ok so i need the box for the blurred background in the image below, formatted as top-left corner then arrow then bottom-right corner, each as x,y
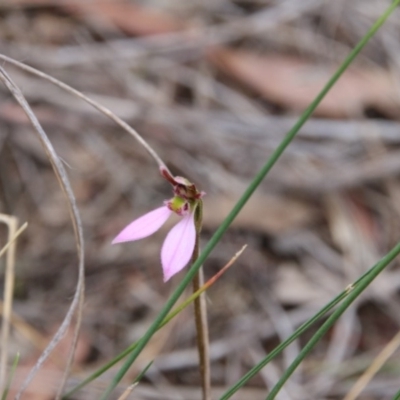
1,0 -> 400,399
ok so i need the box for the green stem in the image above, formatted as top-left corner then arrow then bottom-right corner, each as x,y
1,353 -> 19,400
64,272 -> 209,399
219,270 -> 373,399
219,2 -> 400,397
266,238 -> 400,399
100,2 -> 399,397
220,259 -> 399,399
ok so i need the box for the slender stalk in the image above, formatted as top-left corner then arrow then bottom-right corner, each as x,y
219,268 -> 386,398
193,271 -> 211,399
0,223 -> 28,260
220,0 -> 400,400
219,284 -> 351,399
0,67 -> 85,400
192,201 -> 211,400
64,246 -> 245,399
0,215 -> 18,394
101,1 -> 398,397
1,352 -> 19,400
344,330 -> 400,400
0,54 -> 169,174
266,238 -> 400,400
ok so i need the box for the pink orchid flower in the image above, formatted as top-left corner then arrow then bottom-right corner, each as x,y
113,169 -> 204,282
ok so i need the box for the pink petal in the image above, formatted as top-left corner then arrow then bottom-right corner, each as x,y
112,206 -> 172,244
161,212 -> 196,282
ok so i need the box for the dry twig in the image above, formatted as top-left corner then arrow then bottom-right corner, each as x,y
0,215 -> 22,393
0,53 -> 170,174
0,66 -> 85,400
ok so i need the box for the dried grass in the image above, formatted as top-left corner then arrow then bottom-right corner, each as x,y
0,1 -> 400,399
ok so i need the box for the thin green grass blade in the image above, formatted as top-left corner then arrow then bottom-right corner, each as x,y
101,1 -> 399,398
1,353 -> 20,400
223,4 -> 399,400
132,360 -> 153,385
66,264 -> 361,399
219,268 -> 376,399
266,238 -> 400,400
64,301 -> 197,398
64,261 -> 230,398
63,345 -> 137,399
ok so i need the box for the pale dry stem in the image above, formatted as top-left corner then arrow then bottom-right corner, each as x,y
0,67 -> 85,400
0,222 -> 27,260
116,383 -> 138,400
192,268 -> 211,400
343,329 -> 400,400
0,53 -> 170,175
0,214 -> 18,393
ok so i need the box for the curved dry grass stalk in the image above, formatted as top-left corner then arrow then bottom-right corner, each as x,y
0,53 -> 173,399
0,53 -> 170,174
0,67 -> 85,400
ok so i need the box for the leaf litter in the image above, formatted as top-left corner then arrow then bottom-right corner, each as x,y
1,1 -> 400,399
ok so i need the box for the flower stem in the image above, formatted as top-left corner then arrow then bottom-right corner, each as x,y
192,200 -> 211,400
101,3 -> 398,397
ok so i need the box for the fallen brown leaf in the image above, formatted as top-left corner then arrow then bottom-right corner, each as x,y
4,0 -> 184,36
9,324 -> 91,400
66,1 -> 184,36
275,263 -> 332,305
203,194 -> 314,235
210,48 -> 400,118
0,102 -> 59,125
